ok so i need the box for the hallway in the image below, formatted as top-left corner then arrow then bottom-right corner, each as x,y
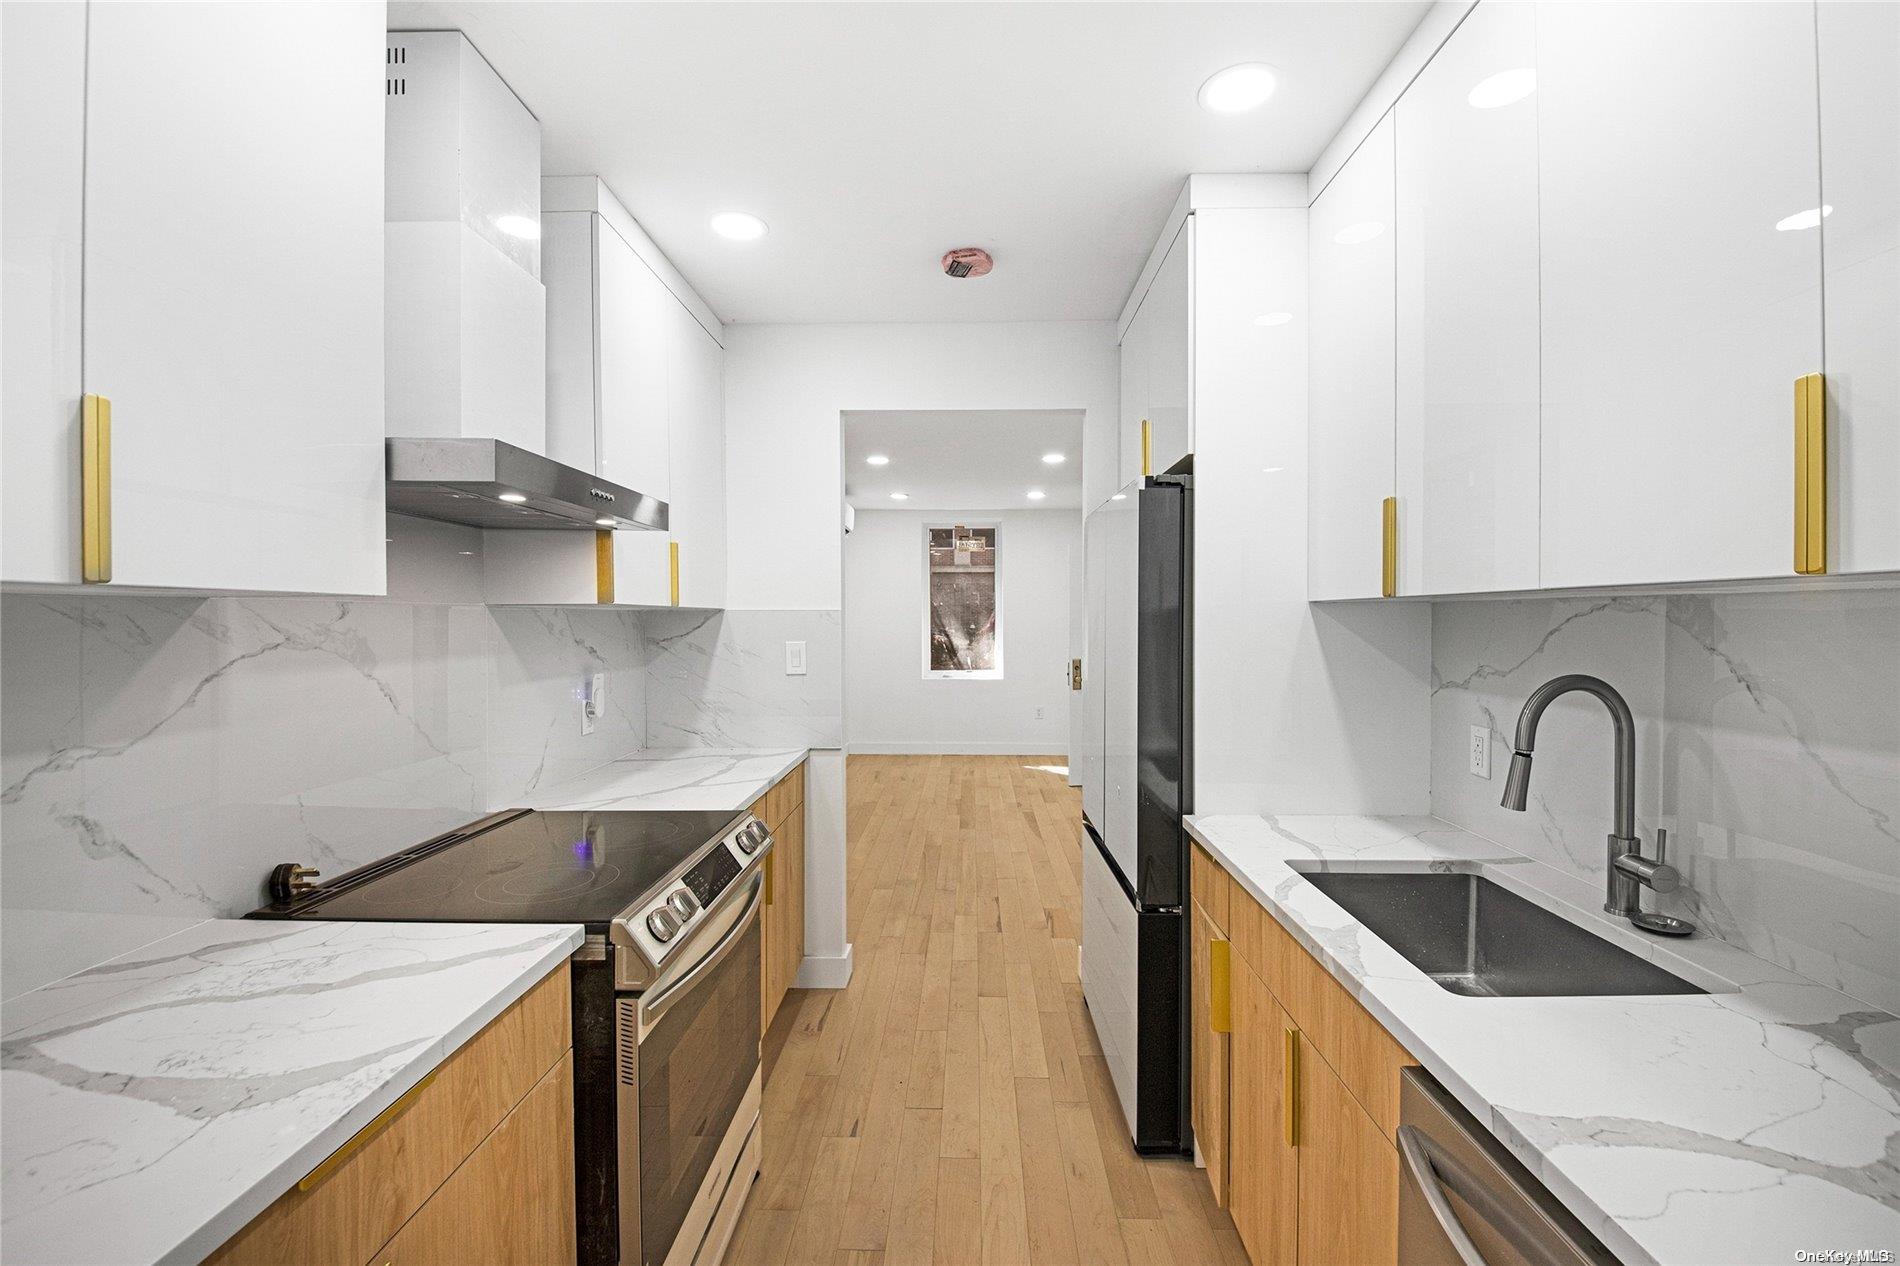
725,755 -> 1247,1266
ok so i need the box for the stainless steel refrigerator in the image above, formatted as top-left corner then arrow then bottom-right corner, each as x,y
1079,473 -> 1191,1154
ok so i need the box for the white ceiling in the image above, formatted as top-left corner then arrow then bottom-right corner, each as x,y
389,1 -> 1429,325
843,410 -> 1085,510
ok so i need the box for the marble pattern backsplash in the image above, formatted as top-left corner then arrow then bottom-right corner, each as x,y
642,608 -> 843,749
1,594 -> 650,931
1431,589 -> 1900,1015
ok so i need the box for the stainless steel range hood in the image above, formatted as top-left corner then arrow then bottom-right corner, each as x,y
386,438 -> 667,531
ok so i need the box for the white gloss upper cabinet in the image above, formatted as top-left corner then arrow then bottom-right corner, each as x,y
1118,281 -> 1153,488
662,303 -> 727,609
1819,0 -> 1900,575
1307,114 -> 1397,601
3,1 -> 387,593
1145,224 -> 1194,478
1536,1 -> 1823,588
1396,2 -> 1540,595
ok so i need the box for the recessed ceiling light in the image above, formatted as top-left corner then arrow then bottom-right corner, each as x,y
457,550 -> 475,556
1775,205 -> 1833,232
1254,312 -> 1294,327
497,492 -> 528,503
1027,489 -> 1047,501
1198,63 -> 1279,114
1111,493 -> 1128,501
1041,452 -> 1067,465
595,517 -> 616,527
1334,222 -> 1386,245
494,214 -> 540,240
889,491 -> 910,501
1467,68 -> 1536,109
866,454 -> 891,466
711,211 -> 768,241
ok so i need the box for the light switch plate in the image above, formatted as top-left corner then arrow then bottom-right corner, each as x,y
785,641 -> 807,676
1468,725 -> 1490,778
582,671 -> 606,736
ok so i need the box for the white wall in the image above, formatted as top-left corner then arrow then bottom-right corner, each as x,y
723,320 -> 1119,985
845,508 -> 1079,754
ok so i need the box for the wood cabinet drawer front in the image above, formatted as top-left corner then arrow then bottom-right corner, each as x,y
1190,843 -> 1231,934
761,762 -> 806,832
1296,1049 -> 1400,1266
372,1051 -> 576,1266
208,965 -> 571,1266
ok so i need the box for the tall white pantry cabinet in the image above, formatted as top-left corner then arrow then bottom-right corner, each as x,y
2,2 -> 388,594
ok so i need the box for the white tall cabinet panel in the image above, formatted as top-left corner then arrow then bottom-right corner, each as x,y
0,2 -> 85,584
599,220 -> 677,607
1536,1 -> 1822,587
1117,296 -> 1152,488
666,307 -> 727,609
1145,223 -> 1194,478
1819,0 -> 1900,575
83,1 -> 387,593
1396,2 -> 1540,595
1307,115 -> 1397,601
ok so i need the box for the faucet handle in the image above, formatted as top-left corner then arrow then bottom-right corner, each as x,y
1654,827 -> 1668,868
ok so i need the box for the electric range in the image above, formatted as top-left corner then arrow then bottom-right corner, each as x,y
253,806 -> 776,1266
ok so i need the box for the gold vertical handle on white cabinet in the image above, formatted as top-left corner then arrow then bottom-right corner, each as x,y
595,530 -> 615,604
1141,419 -> 1153,477
82,394 -> 112,583
1283,1027 -> 1300,1148
1380,496 -> 1398,598
669,540 -> 681,606
1209,939 -> 1232,1034
1794,373 -> 1827,575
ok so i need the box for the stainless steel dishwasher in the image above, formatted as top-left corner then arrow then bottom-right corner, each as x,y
1398,1068 -> 1619,1266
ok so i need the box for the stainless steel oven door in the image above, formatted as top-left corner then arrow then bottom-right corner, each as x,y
617,870 -> 764,1266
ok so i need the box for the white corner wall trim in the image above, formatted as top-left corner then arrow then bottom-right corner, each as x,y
794,943 -> 854,990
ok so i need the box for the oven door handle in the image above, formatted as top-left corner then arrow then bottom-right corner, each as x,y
641,870 -> 765,1028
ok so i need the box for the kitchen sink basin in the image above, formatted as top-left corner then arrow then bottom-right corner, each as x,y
1299,871 -> 1706,998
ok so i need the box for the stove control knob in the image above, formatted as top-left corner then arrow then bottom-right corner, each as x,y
668,889 -> 698,921
646,907 -> 680,942
735,822 -> 761,854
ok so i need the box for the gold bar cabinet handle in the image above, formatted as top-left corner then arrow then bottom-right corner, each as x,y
1141,419 -> 1153,477
1283,1027 -> 1300,1147
1380,496 -> 1398,598
669,540 -> 681,606
1209,939 -> 1232,1034
1794,373 -> 1827,575
82,394 -> 112,583
764,850 -> 776,907
299,1069 -> 438,1191
595,530 -> 615,604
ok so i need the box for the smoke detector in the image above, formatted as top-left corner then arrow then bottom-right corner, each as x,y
941,247 -> 994,278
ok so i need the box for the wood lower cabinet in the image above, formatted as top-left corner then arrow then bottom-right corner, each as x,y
1189,898 -> 1231,1207
208,964 -> 573,1266
755,761 -> 808,1031
1192,842 -> 1411,1266
1229,956 -> 1297,1266
1296,1044 -> 1399,1266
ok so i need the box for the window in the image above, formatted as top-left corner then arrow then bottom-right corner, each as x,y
924,524 -> 1001,678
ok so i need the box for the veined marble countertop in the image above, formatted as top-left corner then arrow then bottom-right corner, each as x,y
1185,813 -> 1900,1266
520,746 -> 809,814
1,918 -> 582,1266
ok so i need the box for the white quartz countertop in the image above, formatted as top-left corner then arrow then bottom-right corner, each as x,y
1184,813 -> 1900,1266
1,918 -> 583,1266
520,746 -> 808,814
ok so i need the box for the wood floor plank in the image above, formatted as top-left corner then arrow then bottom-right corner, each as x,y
727,756 -> 1243,1266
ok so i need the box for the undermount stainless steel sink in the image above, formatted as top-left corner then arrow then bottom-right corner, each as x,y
1300,871 -> 1706,998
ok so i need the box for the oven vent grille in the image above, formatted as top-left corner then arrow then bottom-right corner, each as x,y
616,999 -> 639,1085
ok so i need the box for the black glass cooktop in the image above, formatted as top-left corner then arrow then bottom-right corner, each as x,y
261,809 -> 747,927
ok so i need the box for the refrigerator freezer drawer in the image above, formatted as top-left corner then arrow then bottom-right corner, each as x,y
1080,832 -> 1140,1135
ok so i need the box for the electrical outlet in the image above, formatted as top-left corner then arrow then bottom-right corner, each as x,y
785,641 -> 807,676
1468,725 -> 1491,778
1035,706 -> 1045,720
581,671 -> 606,736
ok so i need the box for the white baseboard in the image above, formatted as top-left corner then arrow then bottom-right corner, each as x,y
847,742 -> 1071,758
794,942 -> 854,990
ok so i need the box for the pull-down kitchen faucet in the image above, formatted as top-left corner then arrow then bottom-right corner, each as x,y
1500,674 -> 1695,937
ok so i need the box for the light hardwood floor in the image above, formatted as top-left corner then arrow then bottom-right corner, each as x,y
725,754 -> 1249,1266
